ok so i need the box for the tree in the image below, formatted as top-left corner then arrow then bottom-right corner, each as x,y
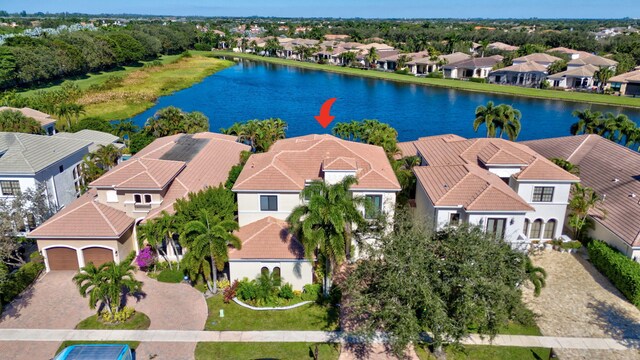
396,54 -> 412,70
525,257 -> 547,297
343,214 -> 532,358
550,158 -> 580,176
73,252 -> 142,314
568,183 -> 607,240
570,109 -> 603,135
594,66 -> 614,92
479,39 -> 490,57
220,118 -> 287,152
264,38 -> 283,57
181,210 -> 241,294
173,185 -> 237,226
340,51 -> 357,66
495,104 -> 522,141
365,47 -> 379,68
71,117 -> 114,133
287,176 -> 367,295
547,60 -> 568,75
143,106 -> 208,137
137,219 -> 172,266
331,119 -> 399,158
0,109 -> 43,134
93,144 -> 121,171
112,120 -> 138,149
473,101 -> 501,138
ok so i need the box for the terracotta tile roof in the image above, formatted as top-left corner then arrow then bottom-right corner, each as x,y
27,189 -> 133,239
90,158 -> 186,190
610,69 -> 640,84
524,135 -> 640,247
396,141 -> 418,158
487,42 -> 519,51
229,217 -> 306,260
233,134 -> 400,191
513,158 -> 580,181
323,156 -> 358,171
547,64 -> 599,79
493,61 -> 549,73
443,56 -> 501,69
568,55 -> 618,67
513,53 -> 562,64
546,47 -> 591,58
0,107 -> 56,127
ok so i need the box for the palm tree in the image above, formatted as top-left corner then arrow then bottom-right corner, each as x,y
570,109 -> 603,135
568,183 -> 607,240
473,101 -> 501,138
54,103 -> 74,130
479,39 -> 490,57
594,66 -> 614,92
445,33 -> 462,54
525,257 -> 547,297
181,210 -> 241,294
495,104 -> 522,141
340,51 -> 357,66
396,54 -> 412,70
72,262 -> 106,312
137,220 -> 172,267
156,211 -> 182,266
365,47 -> 379,68
112,120 -> 138,149
287,176 -> 367,295
93,144 -> 121,171
550,158 -> 580,176
602,113 -> 636,144
240,37 -> 249,53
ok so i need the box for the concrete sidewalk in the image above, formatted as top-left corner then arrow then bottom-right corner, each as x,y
1,329 -> 639,351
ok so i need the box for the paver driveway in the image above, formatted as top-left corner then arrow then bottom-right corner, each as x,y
523,250 -> 640,360
0,270 -> 207,360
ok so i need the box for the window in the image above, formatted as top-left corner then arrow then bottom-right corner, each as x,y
273,267 -> 281,285
261,267 -> 269,276
530,219 -> 543,239
523,219 -> 530,237
543,220 -> 557,239
449,213 -> 460,226
134,194 -> 142,203
532,187 -> 554,202
134,194 -> 152,204
0,180 -> 20,196
144,194 -> 152,203
59,165 -> 64,173
260,195 -> 278,211
365,195 -> 383,219
486,218 -> 506,239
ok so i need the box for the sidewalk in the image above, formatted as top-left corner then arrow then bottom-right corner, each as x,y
1,329 -> 639,351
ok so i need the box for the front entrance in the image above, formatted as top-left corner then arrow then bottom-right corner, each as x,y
46,247 -> 79,270
83,247 -> 114,267
486,218 -> 507,240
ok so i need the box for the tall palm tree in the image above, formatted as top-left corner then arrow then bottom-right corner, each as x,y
156,211 -> 182,265
568,183 -> 607,240
287,176 -> 367,295
93,144 -> 121,171
181,211 -> 241,294
570,109 -> 603,135
525,257 -> 547,297
137,220 -> 172,266
594,66 -> 614,92
479,39 -> 490,57
72,262 -> 106,312
602,113 -> 636,144
366,47 -> 379,68
473,101 -> 500,138
112,120 -> 138,149
396,54 -> 412,70
54,103 -> 74,130
495,104 -> 522,141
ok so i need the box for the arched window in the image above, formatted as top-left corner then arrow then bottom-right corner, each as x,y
544,220 -> 557,239
261,267 -> 269,276
523,219 -> 530,237
273,267 -> 281,285
530,219 -> 543,239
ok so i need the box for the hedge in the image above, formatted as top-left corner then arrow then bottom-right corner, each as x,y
157,268 -> 184,283
587,240 -> 640,307
0,260 -> 45,312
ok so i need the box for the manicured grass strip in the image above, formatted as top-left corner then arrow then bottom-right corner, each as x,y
498,321 -> 543,336
55,341 -> 140,357
195,342 -> 340,360
205,295 -> 338,331
75,311 -> 151,330
415,344 -> 551,360
212,51 -> 640,109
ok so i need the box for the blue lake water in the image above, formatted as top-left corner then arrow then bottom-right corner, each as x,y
129,59 -> 640,142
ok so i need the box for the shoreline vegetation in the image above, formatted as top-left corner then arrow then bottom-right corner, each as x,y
211,50 -> 640,109
19,53 -> 234,121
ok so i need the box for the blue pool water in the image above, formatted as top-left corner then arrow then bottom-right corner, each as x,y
128,60 -> 640,142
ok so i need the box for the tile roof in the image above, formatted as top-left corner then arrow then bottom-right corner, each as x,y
547,64 -> 599,79
492,61 -> 549,73
443,56 -> 501,69
90,158 -> 186,190
523,135 -> 640,247
0,107 -> 56,127
487,42 -> 519,51
233,134 -> 400,191
568,55 -> 618,67
27,189 -> 133,239
513,53 -> 562,64
54,130 -> 125,152
0,132 -> 90,175
229,217 -> 306,260
610,69 -> 640,84
546,47 -> 592,58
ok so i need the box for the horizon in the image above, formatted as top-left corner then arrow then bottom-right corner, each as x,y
3,0 -> 640,20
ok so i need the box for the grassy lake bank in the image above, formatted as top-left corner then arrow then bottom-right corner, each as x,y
210,51 -> 640,109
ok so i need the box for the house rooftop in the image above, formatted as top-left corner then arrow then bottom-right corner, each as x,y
487,42 -> 519,51
548,64 -> 599,79
493,61 -> 549,73
523,134 -> 640,247
0,106 -> 57,127
89,158 -> 186,190
0,132 -> 90,175
443,56 -> 502,69
513,53 -> 562,64
229,217 -> 305,260
54,130 -> 125,153
568,55 -> 618,68
233,134 -> 401,192
610,69 -> 640,84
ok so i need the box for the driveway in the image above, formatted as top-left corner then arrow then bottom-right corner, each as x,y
0,270 -> 207,360
523,250 -> 640,360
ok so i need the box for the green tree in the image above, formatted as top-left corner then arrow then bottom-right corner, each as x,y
220,118 -> 287,152
173,185 -> 237,230
0,109 -> 44,134
112,120 -> 138,149
396,54 -> 412,70
181,211 -> 241,293
495,104 -> 522,141
568,183 -> 607,240
550,158 -> 580,176
594,66 -> 614,92
92,144 -> 121,171
287,176 -> 368,295
339,51 -> 357,66
71,117 -> 114,133
570,109 -> 603,135
331,119 -> 399,158
547,60 -> 568,75
264,38 -> 283,57
143,106 -> 208,137
525,257 -> 547,297
473,101 -> 501,138
365,47 -> 379,68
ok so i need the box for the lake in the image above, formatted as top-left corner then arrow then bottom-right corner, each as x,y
129,59 -> 640,142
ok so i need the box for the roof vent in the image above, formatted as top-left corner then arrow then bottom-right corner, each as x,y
613,178 -> 620,182
630,193 -> 637,198
443,184 -> 448,189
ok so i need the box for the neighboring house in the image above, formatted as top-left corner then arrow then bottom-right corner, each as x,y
231,134 -> 401,287
524,135 -> 640,261
607,69 -> 640,96
567,54 -> 617,71
54,129 -> 126,154
0,106 -> 57,135
377,51 -> 428,71
546,47 -> 591,60
487,42 -> 519,52
442,56 -> 502,79
512,53 -> 562,68
28,132 -> 250,272
399,135 -> 578,246
547,64 -> 599,89
0,132 -> 90,214
407,52 -> 471,76
488,61 -> 549,87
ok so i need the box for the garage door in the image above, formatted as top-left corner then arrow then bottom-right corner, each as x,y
47,247 -> 79,270
83,247 -> 114,267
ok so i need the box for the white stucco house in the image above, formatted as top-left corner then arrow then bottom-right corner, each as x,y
232,134 -> 401,289
399,135 -> 579,247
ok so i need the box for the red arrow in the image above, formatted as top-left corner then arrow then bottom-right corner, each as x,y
314,98 -> 337,128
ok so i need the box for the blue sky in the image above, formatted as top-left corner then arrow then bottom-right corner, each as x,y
2,0 -> 639,19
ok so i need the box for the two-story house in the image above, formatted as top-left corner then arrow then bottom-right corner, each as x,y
399,135 -> 579,246
229,134 -> 401,289
28,133 -> 250,272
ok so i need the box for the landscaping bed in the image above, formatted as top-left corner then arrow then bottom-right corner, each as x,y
195,342 -> 339,360
75,311 -> 151,330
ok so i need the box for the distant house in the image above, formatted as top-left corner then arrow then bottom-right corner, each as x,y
547,64 -> 599,89
546,47 -> 591,60
442,55 -> 503,79
400,135 -> 578,246
608,69 -> 640,96
407,52 -> 471,76
512,53 -> 562,68
54,129 -> 125,154
377,51 -> 428,71
488,61 -> 549,87
324,34 -> 350,41
0,107 -> 57,135
487,42 -> 519,52
524,135 -> 640,261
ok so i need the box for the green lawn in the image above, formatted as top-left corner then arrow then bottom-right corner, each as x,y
75,311 -> 151,330
205,295 -> 338,331
55,341 -> 140,357
195,342 -> 340,360
415,344 -> 551,360
212,51 -> 640,109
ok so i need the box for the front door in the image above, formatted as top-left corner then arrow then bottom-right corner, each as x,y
486,218 -> 506,240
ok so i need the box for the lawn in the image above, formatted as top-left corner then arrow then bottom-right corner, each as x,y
75,311 -> 151,330
415,344 -> 551,360
205,295 -> 338,331
212,51 -> 640,109
195,342 -> 340,360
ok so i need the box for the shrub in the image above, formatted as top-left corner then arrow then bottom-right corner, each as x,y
135,246 -> 155,269
561,240 -> 582,250
302,283 -> 322,301
279,283 -> 295,300
223,280 -> 239,303
101,306 -> 135,324
469,77 -> 486,83
237,279 -> 258,301
427,71 -> 443,78
217,278 -> 231,291
588,240 -> 640,307
0,260 -> 45,304
255,272 -> 279,303
156,268 -> 184,283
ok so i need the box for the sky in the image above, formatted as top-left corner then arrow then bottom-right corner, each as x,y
1,0 -> 639,19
